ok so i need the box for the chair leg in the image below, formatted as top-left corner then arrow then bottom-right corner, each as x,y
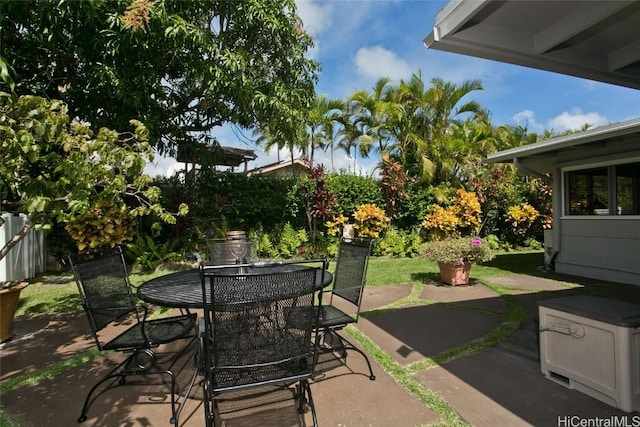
203,379 -> 215,427
172,353 -> 200,427
298,380 -> 317,427
77,357 -> 132,423
167,335 -> 198,426
340,334 -> 376,381
78,340 -> 195,425
317,329 -> 376,381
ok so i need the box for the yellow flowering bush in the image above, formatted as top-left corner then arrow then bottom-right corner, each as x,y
353,203 -> 390,238
451,189 -> 482,229
422,189 -> 482,240
325,214 -> 349,237
506,203 -> 540,236
421,205 -> 459,240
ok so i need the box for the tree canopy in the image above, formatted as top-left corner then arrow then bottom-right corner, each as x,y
1,0 -> 320,158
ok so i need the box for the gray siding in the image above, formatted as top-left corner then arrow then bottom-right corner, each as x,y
555,218 -> 640,285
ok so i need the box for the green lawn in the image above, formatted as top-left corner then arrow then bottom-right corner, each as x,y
16,251 -> 546,316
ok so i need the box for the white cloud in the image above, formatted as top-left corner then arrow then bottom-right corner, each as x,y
512,109 -> 544,133
296,0 -> 332,38
547,108 -> 609,133
354,45 -> 412,81
512,108 -> 610,134
144,152 -> 180,178
296,0 -> 333,61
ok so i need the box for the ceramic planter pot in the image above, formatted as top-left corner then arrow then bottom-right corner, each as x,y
438,262 -> 472,286
0,281 -> 28,342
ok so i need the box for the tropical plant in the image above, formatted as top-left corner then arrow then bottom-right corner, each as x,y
375,226 -> 422,258
1,0 -> 319,156
304,95 -> 345,165
247,225 -> 278,259
380,157 -> 414,219
421,236 -> 494,265
126,235 -> 184,271
353,203 -> 390,238
506,203 -> 540,237
422,189 -> 482,239
288,162 -> 336,247
325,214 -> 350,238
0,93 -> 187,260
277,222 -> 308,259
394,72 -> 487,184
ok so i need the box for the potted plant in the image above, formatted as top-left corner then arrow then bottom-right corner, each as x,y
421,236 -> 494,285
0,281 -> 28,342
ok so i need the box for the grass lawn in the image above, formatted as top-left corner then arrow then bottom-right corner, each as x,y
15,251 -> 546,316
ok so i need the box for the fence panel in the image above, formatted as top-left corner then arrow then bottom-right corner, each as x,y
0,213 -> 45,282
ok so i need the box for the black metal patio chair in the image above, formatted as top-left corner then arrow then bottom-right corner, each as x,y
63,246 -> 196,425
315,237 -> 376,380
197,261 -> 323,427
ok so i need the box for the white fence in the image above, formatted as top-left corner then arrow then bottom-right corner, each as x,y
0,213 -> 45,282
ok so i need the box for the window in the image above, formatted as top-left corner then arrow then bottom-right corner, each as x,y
616,163 -> 640,215
567,167 -> 609,215
565,161 -> 640,216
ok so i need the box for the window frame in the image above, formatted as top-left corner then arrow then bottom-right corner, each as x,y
562,157 -> 640,218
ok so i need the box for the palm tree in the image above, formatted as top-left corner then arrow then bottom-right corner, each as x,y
305,95 -> 344,166
345,77 -> 397,159
396,72 -> 486,184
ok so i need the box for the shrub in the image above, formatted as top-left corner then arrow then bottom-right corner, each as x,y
506,203 -> 540,236
326,173 -> 382,217
422,189 -> 482,239
277,222 -> 308,259
421,236 -> 494,265
375,226 -> 422,258
353,203 -> 390,238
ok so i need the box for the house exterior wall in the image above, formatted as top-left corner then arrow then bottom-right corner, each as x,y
551,157 -> 640,286
555,217 -> 640,285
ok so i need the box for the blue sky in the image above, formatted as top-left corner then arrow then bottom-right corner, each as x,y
145,0 -> 640,177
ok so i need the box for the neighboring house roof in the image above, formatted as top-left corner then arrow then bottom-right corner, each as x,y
486,117 -> 640,172
177,145 -> 257,168
247,158 -> 309,177
424,0 -> 640,90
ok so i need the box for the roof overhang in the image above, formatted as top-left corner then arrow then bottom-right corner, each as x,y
424,0 -> 640,90
177,144 -> 257,167
485,117 -> 640,172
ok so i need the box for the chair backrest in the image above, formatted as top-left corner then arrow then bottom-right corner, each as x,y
330,237 -> 374,309
200,264 -> 319,374
65,247 -> 138,337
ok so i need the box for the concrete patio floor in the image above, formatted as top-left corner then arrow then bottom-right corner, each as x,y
2,270 -> 639,426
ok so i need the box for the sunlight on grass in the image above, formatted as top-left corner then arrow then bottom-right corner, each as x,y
367,250 -> 545,287
16,268 -> 177,316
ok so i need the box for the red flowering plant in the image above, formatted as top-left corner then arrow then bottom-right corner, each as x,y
422,236 -> 494,266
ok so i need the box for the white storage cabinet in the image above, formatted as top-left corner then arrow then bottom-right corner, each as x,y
539,295 -> 640,413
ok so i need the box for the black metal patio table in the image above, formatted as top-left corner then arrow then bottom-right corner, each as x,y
137,262 -> 332,425
137,263 -> 332,309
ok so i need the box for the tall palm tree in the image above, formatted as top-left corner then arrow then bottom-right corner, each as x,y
345,77 -> 397,159
306,95 -> 344,165
396,72 -> 486,184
